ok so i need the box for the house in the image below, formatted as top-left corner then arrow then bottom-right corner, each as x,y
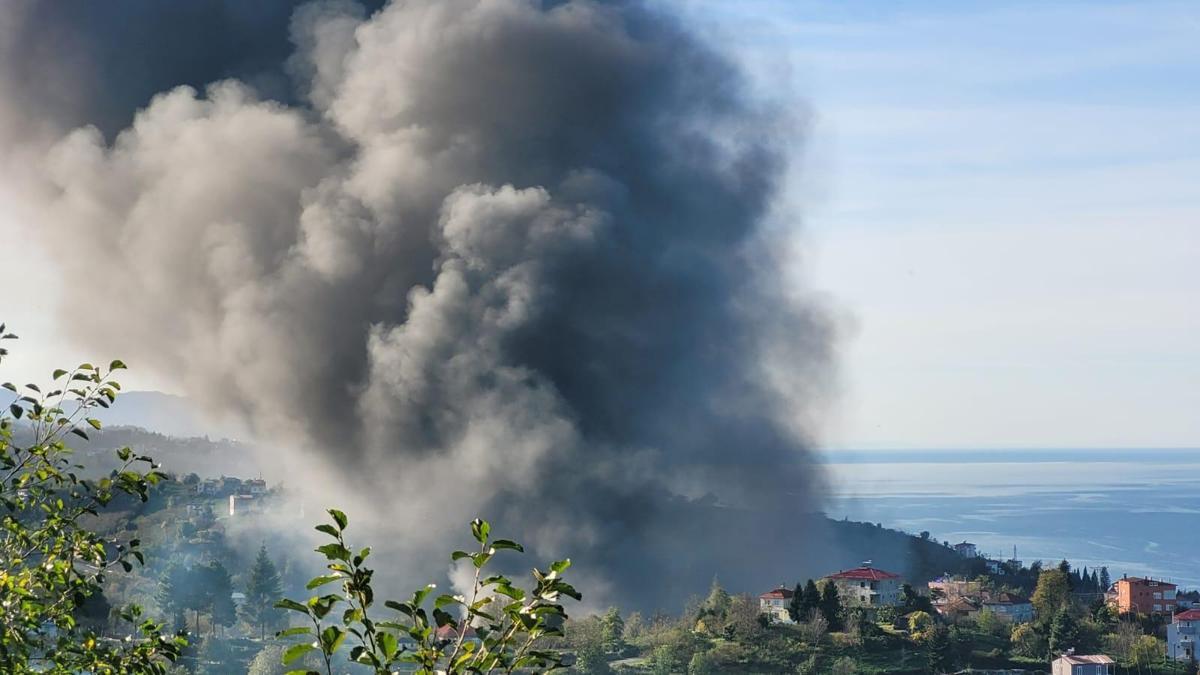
1051,653 -> 1114,675
824,565 -> 903,609
244,479 -> 267,496
985,559 -> 1003,575
1168,609 -> 1200,662
758,587 -> 794,624
1115,576 -> 1177,615
936,597 -> 979,622
952,542 -> 979,558
228,494 -> 262,516
194,479 -> 221,496
929,576 -> 983,600
982,592 -> 1034,623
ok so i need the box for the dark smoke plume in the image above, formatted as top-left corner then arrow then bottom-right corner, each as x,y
1,0 -> 835,608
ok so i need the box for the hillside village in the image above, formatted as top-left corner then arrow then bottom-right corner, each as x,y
69,469 -> 1200,674
750,542 -> 1199,673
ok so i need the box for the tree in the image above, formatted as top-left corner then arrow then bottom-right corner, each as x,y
600,607 -> 625,653
0,330 -> 184,673
1129,634 -> 1162,666
702,578 -> 731,617
1049,609 -> 1079,656
788,582 -> 804,622
794,579 -> 820,623
687,650 -> 715,675
156,560 -> 190,632
901,582 -> 934,615
925,625 -> 954,674
1010,623 -> 1045,658
1032,568 -> 1071,620
1099,567 -> 1111,592
204,561 -> 237,637
241,545 -> 285,639
819,581 -> 843,631
276,512 -> 580,674
830,656 -> 858,675
908,611 -> 935,641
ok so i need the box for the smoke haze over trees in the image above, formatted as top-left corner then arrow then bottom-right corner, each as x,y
0,0 -> 837,608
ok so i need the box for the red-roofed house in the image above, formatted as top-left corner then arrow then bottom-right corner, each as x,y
1051,653 -> 1114,675
823,565 -> 904,608
1169,609 -> 1200,662
758,586 -> 795,624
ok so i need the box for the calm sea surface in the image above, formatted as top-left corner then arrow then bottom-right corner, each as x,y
823,449 -> 1200,589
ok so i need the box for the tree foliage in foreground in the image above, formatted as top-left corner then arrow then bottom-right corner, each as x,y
0,325 -> 185,673
277,511 -> 580,674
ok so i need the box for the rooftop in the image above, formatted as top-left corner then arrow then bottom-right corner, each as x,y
1175,609 -> 1200,622
826,566 -> 901,581
1056,654 -> 1115,665
759,587 -> 794,600
1119,577 -> 1177,588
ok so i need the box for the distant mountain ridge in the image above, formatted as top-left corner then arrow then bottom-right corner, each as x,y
96,390 -> 246,440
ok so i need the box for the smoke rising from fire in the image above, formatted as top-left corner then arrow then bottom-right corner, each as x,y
1,0 -> 835,607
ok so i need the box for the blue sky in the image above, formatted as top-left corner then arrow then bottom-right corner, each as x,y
2,1 -> 1196,449
674,0 -> 1200,448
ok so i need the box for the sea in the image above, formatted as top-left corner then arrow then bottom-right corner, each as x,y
823,448 -> 1200,589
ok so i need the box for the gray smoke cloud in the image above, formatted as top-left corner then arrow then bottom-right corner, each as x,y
2,0 -> 836,609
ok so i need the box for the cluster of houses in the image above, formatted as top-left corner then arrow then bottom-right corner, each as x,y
191,475 -> 268,516
758,544 -> 1199,665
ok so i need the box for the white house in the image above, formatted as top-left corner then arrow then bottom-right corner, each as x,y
1169,609 -> 1200,662
824,565 -> 903,608
982,592 -> 1034,624
758,587 -> 794,624
952,541 -> 979,558
1051,654 -> 1114,675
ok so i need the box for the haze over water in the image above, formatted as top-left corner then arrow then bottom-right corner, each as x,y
825,449 -> 1200,589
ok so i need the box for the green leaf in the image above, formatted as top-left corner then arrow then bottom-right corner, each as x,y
550,559 -> 572,574
282,642 -> 316,664
277,626 -> 312,638
471,518 -> 490,544
52,369 -> 68,380
9,403 -> 22,419
328,509 -> 348,531
319,625 -> 347,653
109,359 -> 127,370
86,418 -> 102,430
314,524 -> 339,538
316,543 -> 351,561
306,574 -> 343,590
492,539 -> 524,552
274,599 -> 310,614
378,631 -> 400,659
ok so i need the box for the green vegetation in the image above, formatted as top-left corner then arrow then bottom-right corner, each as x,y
274,512 -> 580,674
0,327 -> 185,672
563,566 -> 1197,674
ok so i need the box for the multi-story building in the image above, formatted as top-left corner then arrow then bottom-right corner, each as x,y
1168,609 -> 1200,662
952,541 -> 979,558
928,575 -> 983,600
824,565 -> 903,608
758,587 -> 794,624
1115,576 -> 1177,615
1051,654 -> 1114,675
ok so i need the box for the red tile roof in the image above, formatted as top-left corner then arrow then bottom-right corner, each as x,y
1175,609 -> 1200,622
759,587 -> 794,599
825,566 -> 900,581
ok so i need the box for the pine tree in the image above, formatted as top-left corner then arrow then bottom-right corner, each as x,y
155,560 -> 188,630
205,561 -> 237,637
600,607 -> 625,653
242,545 -> 285,639
801,579 -> 821,620
1049,609 -> 1079,656
788,583 -> 804,622
1099,567 -> 1111,592
819,581 -> 842,631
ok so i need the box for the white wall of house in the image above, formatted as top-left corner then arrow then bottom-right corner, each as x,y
1169,617 -> 1198,661
832,577 -> 902,608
